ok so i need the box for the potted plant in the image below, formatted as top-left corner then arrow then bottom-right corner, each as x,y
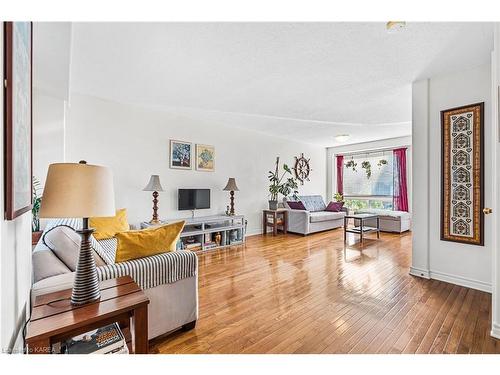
361,161 -> 372,179
334,192 -> 344,202
32,176 -> 43,245
345,159 -> 357,171
268,157 -> 298,210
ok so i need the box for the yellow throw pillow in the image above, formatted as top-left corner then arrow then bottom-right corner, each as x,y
89,208 -> 129,240
114,221 -> 185,263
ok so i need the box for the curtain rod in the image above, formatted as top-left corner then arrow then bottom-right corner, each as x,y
337,145 -> 409,158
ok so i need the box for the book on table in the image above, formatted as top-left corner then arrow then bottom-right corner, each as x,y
61,323 -> 127,354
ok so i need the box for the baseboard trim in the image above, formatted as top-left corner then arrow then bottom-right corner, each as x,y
409,267 -> 491,293
409,266 -> 430,279
245,229 -> 263,237
429,270 -> 492,293
491,322 -> 500,339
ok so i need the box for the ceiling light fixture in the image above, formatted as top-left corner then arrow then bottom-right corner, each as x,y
335,134 -> 350,143
386,21 -> 406,33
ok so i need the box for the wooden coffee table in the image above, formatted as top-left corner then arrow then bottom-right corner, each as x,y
26,276 -> 149,354
344,213 -> 380,243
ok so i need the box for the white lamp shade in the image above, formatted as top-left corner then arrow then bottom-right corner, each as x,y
143,175 -> 164,192
40,162 -> 116,218
223,178 -> 239,191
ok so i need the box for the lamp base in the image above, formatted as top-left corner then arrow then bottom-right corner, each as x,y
71,227 -> 101,306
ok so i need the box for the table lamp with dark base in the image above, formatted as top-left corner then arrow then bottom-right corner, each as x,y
223,178 -> 239,215
40,161 -> 116,306
143,175 -> 164,224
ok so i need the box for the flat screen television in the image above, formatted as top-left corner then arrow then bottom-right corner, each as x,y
178,189 -> 210,210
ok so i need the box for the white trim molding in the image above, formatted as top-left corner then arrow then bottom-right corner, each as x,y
409,266 -> 430,279
409,267 -> 492,293
429,270 -> 492,293
491,322 -> 500,339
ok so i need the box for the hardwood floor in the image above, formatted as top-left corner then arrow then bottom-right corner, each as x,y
150,229 -> 500,354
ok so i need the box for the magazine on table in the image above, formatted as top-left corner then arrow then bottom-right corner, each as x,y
61,323 -> 127,354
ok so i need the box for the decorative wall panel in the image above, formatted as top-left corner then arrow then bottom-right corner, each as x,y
441,103 -> 484,246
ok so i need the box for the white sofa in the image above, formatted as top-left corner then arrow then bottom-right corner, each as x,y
284,195 -> 347,235
31,221 -> 199,341
355,209 -> 411,233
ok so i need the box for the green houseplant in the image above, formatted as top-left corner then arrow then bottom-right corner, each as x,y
361,161 -> 372,179
268,157 -> 298,210
32,176 -> 43,244
334,192 -> 344,202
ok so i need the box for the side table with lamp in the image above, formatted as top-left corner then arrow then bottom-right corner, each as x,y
27,161 -> 150,353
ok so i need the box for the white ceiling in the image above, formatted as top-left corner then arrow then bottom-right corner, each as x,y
40,22 -> 494,146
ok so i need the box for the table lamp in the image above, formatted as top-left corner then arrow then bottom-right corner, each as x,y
143,175 -> 164,224
223,177 -> 239,215
40,161 -> 115,305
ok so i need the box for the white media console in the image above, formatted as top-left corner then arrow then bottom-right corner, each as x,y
141,214 -> 246,252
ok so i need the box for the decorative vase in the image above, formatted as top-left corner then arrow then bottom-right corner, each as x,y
32,231 -> 43,246
268,200 -> 278,210
214,232 -> 222,246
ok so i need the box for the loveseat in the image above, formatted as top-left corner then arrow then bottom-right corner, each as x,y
31,218 -> 199,340
283,195 -> 347,235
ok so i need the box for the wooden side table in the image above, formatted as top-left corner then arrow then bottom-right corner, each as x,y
263,209 -> 288,235
26,276 -> 149,354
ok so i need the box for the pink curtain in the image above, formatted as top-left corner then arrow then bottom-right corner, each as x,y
336,155 -> 344,195
393,148 -> 409,212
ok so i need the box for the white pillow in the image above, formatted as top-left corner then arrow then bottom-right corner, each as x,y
44,226 -> 106,270
42,218 -> 114,265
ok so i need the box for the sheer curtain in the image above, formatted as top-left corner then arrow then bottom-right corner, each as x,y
393,148 -> 409,211
336,155 -> 344,195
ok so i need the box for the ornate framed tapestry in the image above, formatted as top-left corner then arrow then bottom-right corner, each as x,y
3,22 -> 33,220
441,102 -> 484,246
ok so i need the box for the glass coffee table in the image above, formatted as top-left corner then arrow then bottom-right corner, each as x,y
344,213 -> 380,243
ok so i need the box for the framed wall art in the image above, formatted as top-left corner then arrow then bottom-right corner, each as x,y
441,102 -> 484,246
4,22 -> 33,220
195,144 -> 215,172
169,140 -> 192,169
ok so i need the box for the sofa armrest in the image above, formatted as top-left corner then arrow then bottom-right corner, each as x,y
341,206 -> 349,213
286,209 -> 310,235
97,250 -> 197,290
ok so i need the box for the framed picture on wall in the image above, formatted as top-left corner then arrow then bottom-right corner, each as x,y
3,22 -> 33,220
169,140 -> 192,170
440,102 -> 484,246
195,144 -> 215,172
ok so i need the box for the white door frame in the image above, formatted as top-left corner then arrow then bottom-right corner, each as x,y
491,23 -> 500,339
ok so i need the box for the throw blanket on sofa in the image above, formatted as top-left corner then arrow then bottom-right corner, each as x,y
97,250 -> 197,290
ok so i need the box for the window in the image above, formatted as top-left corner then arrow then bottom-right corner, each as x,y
342,151 -> 393,210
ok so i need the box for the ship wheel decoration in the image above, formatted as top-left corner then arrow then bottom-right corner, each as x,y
293,153 -> 311,185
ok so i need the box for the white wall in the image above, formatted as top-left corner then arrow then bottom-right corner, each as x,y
32,88 -> 66,187
0,27 -> 33,354
411,63 -> 493,292
64,93 -> 327,235
326,136 -> 412,209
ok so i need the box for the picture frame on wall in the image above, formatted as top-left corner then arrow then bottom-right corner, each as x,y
169,140 -> 192,170
3,22 -> 33,220
195,144 -> 215,172
440,102 -> 484,246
